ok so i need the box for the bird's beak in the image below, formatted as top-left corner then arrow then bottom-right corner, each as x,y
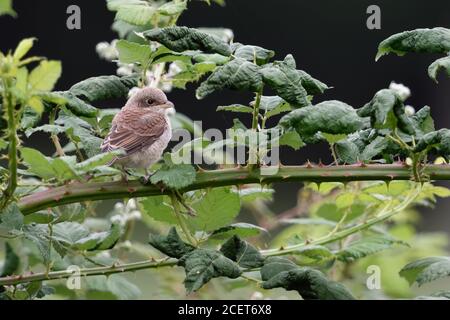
162,101 -> 174,109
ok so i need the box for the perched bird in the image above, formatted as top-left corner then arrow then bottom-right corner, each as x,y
101,87 -> 174,176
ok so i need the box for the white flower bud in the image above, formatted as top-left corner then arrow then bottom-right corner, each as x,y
405,105 -> 415,116
389,82 -> 411,101
128,87 -> 140,98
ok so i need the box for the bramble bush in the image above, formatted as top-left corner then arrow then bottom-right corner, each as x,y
1,0 -> 450,300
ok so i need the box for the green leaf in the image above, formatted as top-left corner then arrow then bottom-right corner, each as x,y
412,106 -> 435,137
428,56 -> 450,83
292,245 -> 335,262
262,267 -> 355,300
260,57 -> 310,108
232,43 -> 275,65
116,39 -> 152,66
190,187 -> 241,232
196,58 -> 263,99
144,26 -> 232,56
193,53 -> 229,65
73,223 -> 122,251
400,256 -> 450,286
297,70 -> 329,95
29,60 -> 62,92
20,107 -> 41,129
414,129 -> 450,156
148,227 -> 195,259
0,203 -> 23,231
21,147 -> 55,180
86,274 -> 141,300
157,1 -> 187,16
110,1 -> 156,26
171,61 -> 216,89
279,100 -> 364,140
377,28 -> 450,60
220,236 -> 265,268
39,90 -> 98,118
0,243 -> 19,277
337,236 -> 406,262
260,257 -> 298,281
0,0 -> 16,17
75,151 -> 123,174
216,104 -> 253,114
235,187 -> 274,203
357,89 -> 414,134
279,131 -> 304,150
178,248 -> 242,293
68,75 -> 139,102
13,38 -> 35,61
150,164 -> 196,189
210,223 -> 267,240
140,195 -> 177,224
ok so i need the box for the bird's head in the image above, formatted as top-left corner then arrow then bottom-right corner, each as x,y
126,87 -> 174,112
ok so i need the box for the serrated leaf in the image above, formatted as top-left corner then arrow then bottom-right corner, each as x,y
13,38 -> 35,61
144,26 -> 231,56
279,100 -> 364,140
0,203 -> 24,231
111,1 -> 156,26
75,151 -> 123,174
279,131 -> 304,150
260,57 -> 310,108
178,248 -> 242,293
157,1 -> 187,16
68,75 -> 139,102
414,129 -> 450,156
235,187 -> 274,203
260,257 -> 298,281
357,89 -> 414,134
210,223 -> 267,240
400,256 -> 450,286
73,223 -> 122,251
190,187 -> 241,232
20,107 -> 42,130
0,0 -> 16,17
148,227 -> 195,258
337,236 -> 406,262
196,58 -> 262,99
150,164 -> 196,189
116,39 -> 152,66
39,90 -> 99,118
29,60 -> 62,92
428,56 -> 450,82
232,43 -> 275,65
140,196 -> 177,224
216,104 -> 253,114
262,267 -> 355,300
377,28 -> 450,60
86,274 -> 141,300
21,147 -> 55,180
0,243 -> 19,277
220,236 -> 265,268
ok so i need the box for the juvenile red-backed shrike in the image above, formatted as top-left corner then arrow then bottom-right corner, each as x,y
101,87 -> 174,175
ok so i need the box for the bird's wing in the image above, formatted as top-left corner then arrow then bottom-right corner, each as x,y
101,109 -> 168,156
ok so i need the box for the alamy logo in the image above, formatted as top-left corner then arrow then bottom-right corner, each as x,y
66,5 -> 81,30
366,5 -> 381,30
366,265 -> 381,290
66,265 -> 81,290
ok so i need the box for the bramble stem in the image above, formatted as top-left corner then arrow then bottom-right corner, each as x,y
261,184 -> 422,256
0,258 -> 178,286
1,77 -> 18,209
18,164 -> 450,215
0,185 -> 421,286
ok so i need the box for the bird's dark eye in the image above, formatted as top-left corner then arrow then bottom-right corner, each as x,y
146,99 -> 154,106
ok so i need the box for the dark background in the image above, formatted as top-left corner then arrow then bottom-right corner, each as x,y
1,0 -> 449,231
